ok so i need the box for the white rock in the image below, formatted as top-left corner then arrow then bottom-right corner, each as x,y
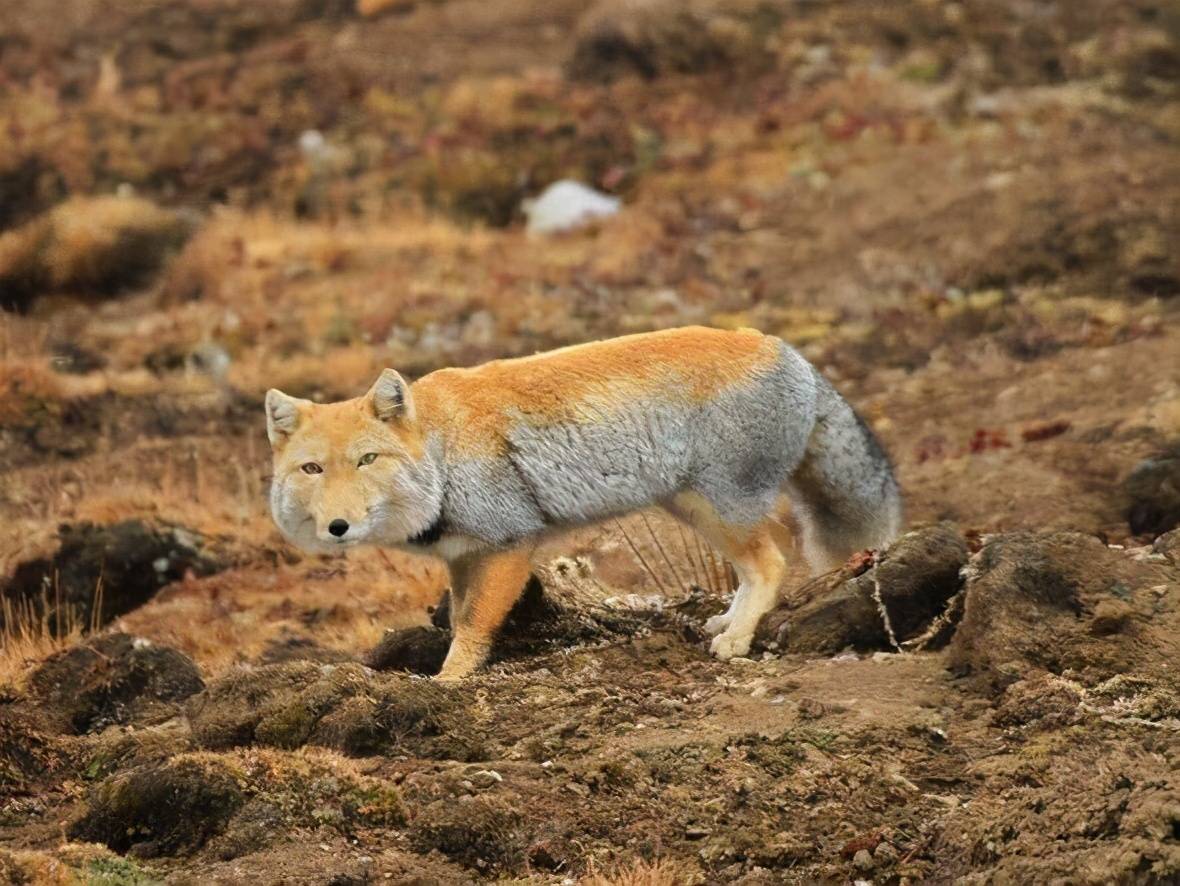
522,180 -> 620,235
299,129 -> 327,157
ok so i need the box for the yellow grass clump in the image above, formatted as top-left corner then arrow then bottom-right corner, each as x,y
582,857 -> 702,886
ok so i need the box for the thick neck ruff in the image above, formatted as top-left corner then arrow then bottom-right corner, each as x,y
406,512 -> 446,547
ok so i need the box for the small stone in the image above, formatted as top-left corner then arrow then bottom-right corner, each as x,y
685,825 -> 712,840
469,769 -> 503,789
874,841 -> 900,865
797,697 -> 826,720
853,848 -> 875,871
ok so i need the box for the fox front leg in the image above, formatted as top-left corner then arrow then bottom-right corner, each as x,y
435,547 -> 532,682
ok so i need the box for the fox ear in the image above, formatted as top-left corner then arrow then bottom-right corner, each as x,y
265,389 -> 305,445
367,369 -> 413,422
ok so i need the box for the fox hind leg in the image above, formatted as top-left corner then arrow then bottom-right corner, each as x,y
708,525 -> 785,659
667,492 -> 786,660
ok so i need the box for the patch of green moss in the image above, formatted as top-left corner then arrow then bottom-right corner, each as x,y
83,856 -> 162,886
254,700 -> 317,750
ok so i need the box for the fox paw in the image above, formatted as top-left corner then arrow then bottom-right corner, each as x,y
710,628 -> 752,661
703,613 -> 731,637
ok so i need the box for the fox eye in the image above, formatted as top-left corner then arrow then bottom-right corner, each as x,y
301,462 -> 323,475
358,452 -> 378,467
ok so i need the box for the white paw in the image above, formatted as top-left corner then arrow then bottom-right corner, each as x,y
710,628 -> 752,661
703,613 -> 731,637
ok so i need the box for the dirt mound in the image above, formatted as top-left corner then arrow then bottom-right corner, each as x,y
364,625 -> 451,675
0,702 -> 69,799
756,522 -> 968,654
70,745 -> 407,865
1125,442 -> 1180,537
70,755 -> 245,858
188,661 -> 480,759
961,205 -> 1179,299
568,0 -> 776,82
2,521 -> 225,632
948,531 -> 1180,692
408,795 -> 529,875
0,196 -> 194,312
28,632 -> 203,734
944,741 -> 1180,884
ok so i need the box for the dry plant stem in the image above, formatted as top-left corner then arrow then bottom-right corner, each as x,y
640,512 -> 689,596
900,589 -> 964,652
675,522 -> 703,590
615,519 -> 669,596
705,544 -> 724,598
690,531 -> 715,594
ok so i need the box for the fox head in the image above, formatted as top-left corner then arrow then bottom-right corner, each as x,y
265,370 -> 443,553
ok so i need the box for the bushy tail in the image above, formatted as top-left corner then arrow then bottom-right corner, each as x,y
784,371 -> 903,572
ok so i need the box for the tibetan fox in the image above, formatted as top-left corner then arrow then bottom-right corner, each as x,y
266,326 -> 901,680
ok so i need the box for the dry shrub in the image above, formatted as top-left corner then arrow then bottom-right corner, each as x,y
0,360 -> 63,426
0,195 -> 194,310
0,848 -> 74,886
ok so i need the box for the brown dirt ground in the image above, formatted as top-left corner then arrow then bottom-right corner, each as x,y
1,0 -> 1179,883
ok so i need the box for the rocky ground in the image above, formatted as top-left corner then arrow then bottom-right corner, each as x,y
1,0 -> 1179,883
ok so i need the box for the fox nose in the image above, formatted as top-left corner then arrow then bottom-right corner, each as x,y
328,519 -> 349,538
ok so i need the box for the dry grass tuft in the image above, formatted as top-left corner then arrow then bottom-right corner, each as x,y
0,590 -> 82,689
615,512 -> 737,600
582,857 -> 700,886
0,358 -> 63,425
0,847 -> 75,886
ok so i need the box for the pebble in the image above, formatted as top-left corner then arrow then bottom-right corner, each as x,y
874,841 -> 900,865
470,769 -> 503,789
853,848 -> 876,871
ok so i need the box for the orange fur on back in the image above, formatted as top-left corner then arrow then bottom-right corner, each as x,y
413,326 -> 778,456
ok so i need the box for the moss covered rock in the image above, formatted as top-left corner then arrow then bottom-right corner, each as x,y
29,632 -> 204,734
70,755 -> 245,857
